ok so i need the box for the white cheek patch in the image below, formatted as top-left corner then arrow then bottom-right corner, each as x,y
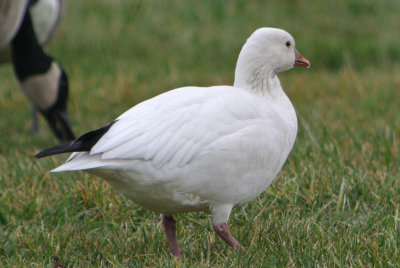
21,61 -> 61,110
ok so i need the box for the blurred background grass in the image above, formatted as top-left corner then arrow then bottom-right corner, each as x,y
0,0 -> 399,266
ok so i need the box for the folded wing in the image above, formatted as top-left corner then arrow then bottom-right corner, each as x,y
88,86 -> 265,169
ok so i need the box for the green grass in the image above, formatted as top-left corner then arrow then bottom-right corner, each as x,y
0,0 -> 399,266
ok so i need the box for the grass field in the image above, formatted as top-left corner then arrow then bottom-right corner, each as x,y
0,0 -> 399,266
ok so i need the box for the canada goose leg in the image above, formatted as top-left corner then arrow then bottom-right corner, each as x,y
161,214 -> 181,257
30,106 -> 39,132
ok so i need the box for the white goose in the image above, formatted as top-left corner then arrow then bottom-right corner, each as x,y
36,27 -> 309,257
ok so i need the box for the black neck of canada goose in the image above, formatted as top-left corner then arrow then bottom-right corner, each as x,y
11,10 -> 52,81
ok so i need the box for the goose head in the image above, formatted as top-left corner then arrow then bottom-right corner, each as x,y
234,28 -> 309,92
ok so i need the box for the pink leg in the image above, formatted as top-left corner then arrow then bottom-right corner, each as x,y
161,215 -> 181,257
213,223 -> 245,251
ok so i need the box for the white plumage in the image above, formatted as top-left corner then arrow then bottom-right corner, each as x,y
37,27 -> 310,256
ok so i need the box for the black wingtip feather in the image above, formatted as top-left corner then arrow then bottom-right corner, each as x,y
34,142 -> 74,158
35,120 -> 117,159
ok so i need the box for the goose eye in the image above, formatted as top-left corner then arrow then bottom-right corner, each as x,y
285,41 -> 291,47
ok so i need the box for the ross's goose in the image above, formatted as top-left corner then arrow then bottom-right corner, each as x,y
36,27 -> 309,257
